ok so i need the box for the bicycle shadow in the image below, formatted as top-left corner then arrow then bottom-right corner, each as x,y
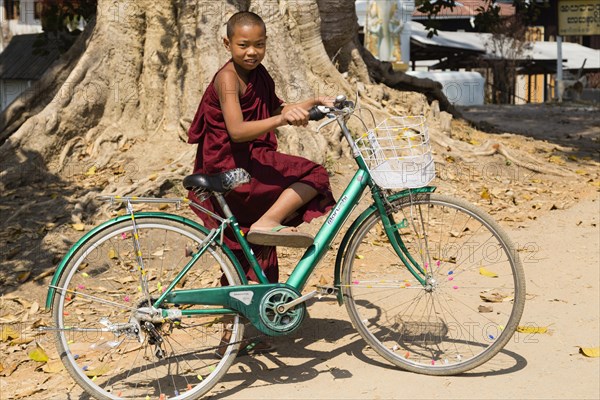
211,300 -> 528,398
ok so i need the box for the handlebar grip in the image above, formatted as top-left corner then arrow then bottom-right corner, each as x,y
308,106 -> 327,121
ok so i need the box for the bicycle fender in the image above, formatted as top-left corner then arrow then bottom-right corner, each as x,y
333,186 -> 436,305
45,213 -> 246,310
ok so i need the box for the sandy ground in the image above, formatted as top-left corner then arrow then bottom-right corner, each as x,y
205,195 -> 600,400
1,103 -> 599,399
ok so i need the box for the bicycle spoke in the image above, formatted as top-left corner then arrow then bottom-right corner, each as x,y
52,217 -> 245,399
343,194 -> 525,375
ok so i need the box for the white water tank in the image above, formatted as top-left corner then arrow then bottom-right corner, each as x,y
406,71 -> 485,106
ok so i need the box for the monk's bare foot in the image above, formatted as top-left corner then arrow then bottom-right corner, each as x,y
247,219 -> 313,248
250,218 -> 298,233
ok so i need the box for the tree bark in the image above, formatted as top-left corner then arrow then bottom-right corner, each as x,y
0,0 -> 444,195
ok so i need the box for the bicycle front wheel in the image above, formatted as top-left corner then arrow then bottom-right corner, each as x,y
52,216 -> 244,400
342,193 -> 525,375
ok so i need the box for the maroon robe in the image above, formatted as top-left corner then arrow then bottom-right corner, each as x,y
188,60 -> 335,283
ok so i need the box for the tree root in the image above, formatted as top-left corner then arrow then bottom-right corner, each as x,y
435,135 -> 574,177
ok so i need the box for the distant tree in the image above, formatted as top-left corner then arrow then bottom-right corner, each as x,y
417,0 -> 547,35
474,0 -> 548,103
34,0 -> 97,54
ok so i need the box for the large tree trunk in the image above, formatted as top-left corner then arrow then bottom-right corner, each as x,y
0,0 -> 450,279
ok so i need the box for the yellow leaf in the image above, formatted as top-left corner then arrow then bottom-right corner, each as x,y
579,347 -> 600,358
548,155 -> 565,166
148,173 -> 158,181
355,254 -> 364,259
479,267 -> 498,278
517,325 -> 548,334
590,181 -> 600,188
1,326 -> 20,342
17,270 -> 31,283
575,170 -> 587,175
568,155 -> 578,161
85,166 -> 97,176
0,362 -> 3,373
480,187 -> 491,201
84,364 -> 111,377
72,223 -> 85,231
108,248 -> 118,259
29,344 -> 49,362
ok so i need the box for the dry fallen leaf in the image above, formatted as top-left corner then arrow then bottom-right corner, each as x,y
517,325 -> 549,334
10,337 -> 34,345
579,346 -> 599,358
108,248 -> 118,259
548,155 -> 565,166
42,360 -> 65,374
17,270 -> 31,283
479,267 -> 498,278
84,364 -> 111,377
30,301 -> 40,315
478,305 -> 493,313
1,325 -> 20,342
72,223 -> 85,231
0,314 -> 19,324
480,292 -> 512,303
480,187 -> 491,201
152,249 -> 165,257
14,385 -> 45,399
85,166 -> 97,176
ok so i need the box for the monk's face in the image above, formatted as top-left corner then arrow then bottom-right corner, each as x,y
224,24 -> 267,72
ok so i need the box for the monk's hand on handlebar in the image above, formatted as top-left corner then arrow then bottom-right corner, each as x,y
308,94 -> 355,121
283,107 -> 310,127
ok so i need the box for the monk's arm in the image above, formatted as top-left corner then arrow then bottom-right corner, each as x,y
217,70 -> 288,143
273,96 -> 334,116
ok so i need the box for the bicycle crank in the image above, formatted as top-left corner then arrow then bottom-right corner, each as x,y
258,287 -> 306,334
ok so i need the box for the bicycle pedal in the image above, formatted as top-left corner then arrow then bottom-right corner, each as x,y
316,285 -> 338,296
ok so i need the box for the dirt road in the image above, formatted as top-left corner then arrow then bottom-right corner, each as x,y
1,103 -> 599,399
202,196 -> 600,400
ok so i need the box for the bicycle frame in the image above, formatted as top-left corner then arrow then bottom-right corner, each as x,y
45,115 -> 437,336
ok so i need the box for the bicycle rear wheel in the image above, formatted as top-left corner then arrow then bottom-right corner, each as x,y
52,216 -> 244,399
342,193 -> 525,375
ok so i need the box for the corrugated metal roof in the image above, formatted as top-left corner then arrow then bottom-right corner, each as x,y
411,22 -> 600,70
0,34 -> 61,80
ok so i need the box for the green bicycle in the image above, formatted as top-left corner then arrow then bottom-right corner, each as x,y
45,96 -> 525,399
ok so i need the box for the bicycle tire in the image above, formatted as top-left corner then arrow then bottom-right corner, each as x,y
342,193 -> 525,375
52,216 -> 245,399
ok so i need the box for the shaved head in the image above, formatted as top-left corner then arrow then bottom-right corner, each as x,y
226,11 -> 266,39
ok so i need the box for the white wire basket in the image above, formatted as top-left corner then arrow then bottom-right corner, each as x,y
356,116 -> 435,189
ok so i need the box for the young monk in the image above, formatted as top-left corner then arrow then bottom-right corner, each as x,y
187,11 -> 336,285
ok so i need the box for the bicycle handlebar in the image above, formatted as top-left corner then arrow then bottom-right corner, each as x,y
308,105 -> 328,121
308,95 -> 355,121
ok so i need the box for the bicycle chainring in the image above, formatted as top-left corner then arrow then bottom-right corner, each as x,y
258,287 -> 305,334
